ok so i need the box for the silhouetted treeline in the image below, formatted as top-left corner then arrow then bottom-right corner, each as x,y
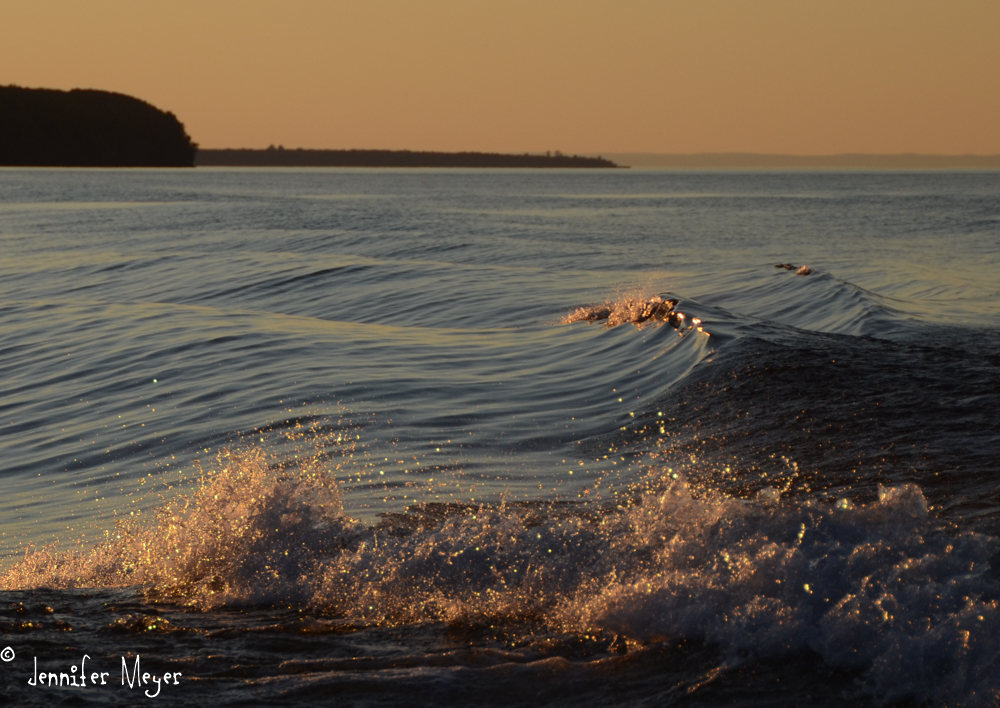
0,85 -> 197,167
197,147 -> 619,168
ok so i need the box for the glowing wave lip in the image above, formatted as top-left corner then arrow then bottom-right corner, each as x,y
774,263 -> 813,275
562,294 -> 710,335
563,295 -> 687,329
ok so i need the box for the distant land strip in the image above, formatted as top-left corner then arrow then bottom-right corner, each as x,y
600,153 -> 1000,169
196,148 -> 619,168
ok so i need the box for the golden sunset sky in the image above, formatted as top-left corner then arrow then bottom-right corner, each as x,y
3,0 -> 998,154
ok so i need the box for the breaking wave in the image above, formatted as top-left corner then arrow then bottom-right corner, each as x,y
4,446 -> 998,706
561,294 -> 700,331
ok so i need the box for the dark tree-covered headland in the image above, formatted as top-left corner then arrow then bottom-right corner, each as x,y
0,85 -> 197,167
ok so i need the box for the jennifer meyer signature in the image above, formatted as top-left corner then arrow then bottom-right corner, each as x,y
5,648 -> 182,698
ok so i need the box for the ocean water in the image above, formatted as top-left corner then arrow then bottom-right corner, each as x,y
1,167 -> 999,706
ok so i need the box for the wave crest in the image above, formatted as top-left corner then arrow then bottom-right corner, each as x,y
562,295 -> 692,330
4,456 -> 998,705
2,447 -> 354,606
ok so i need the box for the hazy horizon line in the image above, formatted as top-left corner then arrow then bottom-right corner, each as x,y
592,152 -> 1000,168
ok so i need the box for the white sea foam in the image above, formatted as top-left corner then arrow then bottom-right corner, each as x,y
3,453 -> 998,705
562,294 -> 687,330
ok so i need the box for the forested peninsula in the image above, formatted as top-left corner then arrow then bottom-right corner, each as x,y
0,85 -> 615,168
0,86 -> 197,167
197,147 -> 619,168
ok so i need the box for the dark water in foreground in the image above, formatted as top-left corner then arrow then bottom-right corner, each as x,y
1,168 -> 999,706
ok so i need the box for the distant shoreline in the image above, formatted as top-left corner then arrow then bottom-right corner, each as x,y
196,148 -> 620,168
596,153 -> 1000,169
194,149 -> 1000,170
